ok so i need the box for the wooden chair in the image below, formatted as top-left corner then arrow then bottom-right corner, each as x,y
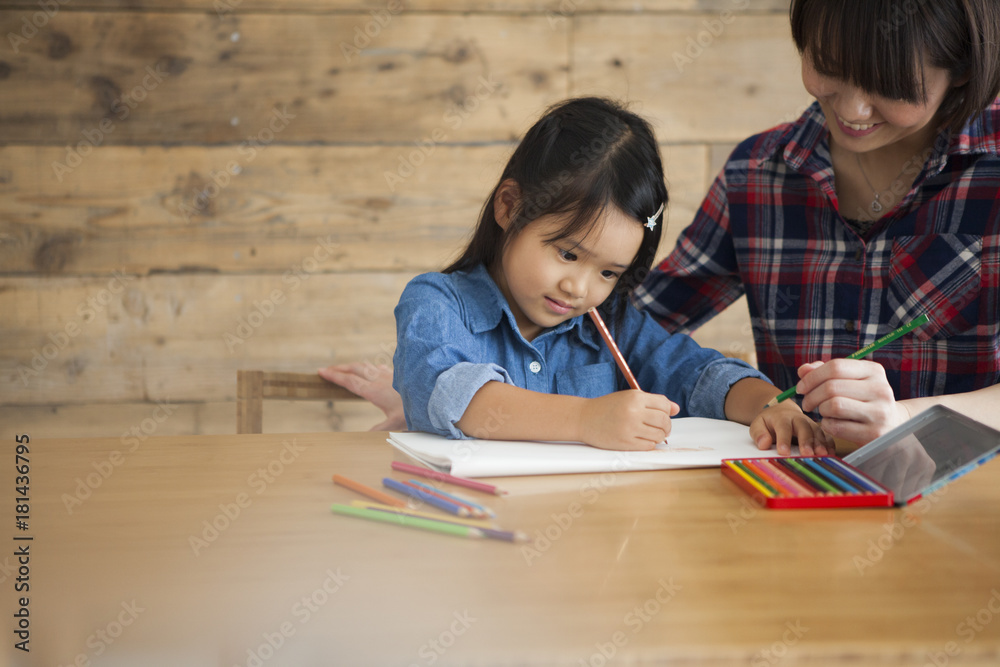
236,370 -> 365,434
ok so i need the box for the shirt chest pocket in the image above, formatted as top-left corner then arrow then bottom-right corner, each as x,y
554,362 -> 618,398
887,234 -> 982,340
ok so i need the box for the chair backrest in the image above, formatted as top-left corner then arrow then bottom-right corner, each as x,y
236,370 -> 364,434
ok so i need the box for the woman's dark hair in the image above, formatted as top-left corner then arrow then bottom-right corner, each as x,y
790,0 -> 1000,133
444,97 -> 667,328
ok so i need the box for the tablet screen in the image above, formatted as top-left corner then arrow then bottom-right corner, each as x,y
843,406 -> 1000,504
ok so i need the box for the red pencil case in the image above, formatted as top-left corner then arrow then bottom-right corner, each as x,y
721,456 -> 894,509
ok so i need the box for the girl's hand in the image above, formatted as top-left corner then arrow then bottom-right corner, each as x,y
579,390 -> 680,451
795,359 -> 910,446
750,400 -> 831,456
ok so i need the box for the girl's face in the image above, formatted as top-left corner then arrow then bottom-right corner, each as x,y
800,52 -> 955,155
495,206 -> 643,342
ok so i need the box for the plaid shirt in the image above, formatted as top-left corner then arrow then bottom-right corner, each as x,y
634,100 -> 1000,400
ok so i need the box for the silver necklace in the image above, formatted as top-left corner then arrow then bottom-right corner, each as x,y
855,153 -> 908,214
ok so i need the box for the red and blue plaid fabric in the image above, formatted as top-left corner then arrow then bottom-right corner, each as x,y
635,101 -> 1000,399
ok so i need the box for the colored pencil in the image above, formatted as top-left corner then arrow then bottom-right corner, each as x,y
399,480 -> 485,518
390,461 -> 508,496
801,458 -> 857,494
785,458 -> 838,494
773,458 -> 827,495
756,459 -> 814,497
724,460 -> 775,498
405,480 -> 494,517
811,458 -> 865,494
358,504 -> 528,543
332,474 -> 407,508
349,500 -> 495,528
383,477 -> 471,516
588,307 -> 640,390
767,314 -> 930,406
331,503 -> 484,539
744,459 -> 801,497
824,457 -> 884,494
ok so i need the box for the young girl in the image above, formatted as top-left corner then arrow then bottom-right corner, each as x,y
635,0 -> 1000,448
392,97 -> 827,452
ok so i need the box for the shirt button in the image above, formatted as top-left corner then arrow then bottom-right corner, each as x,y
845,320 -> 856,333
529,361 -> 542,374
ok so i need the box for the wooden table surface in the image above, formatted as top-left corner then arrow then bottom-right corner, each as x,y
4,431 -> 1000,666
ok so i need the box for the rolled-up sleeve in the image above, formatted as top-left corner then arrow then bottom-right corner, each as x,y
393,275 -> 512,438
685,357 -> 768,420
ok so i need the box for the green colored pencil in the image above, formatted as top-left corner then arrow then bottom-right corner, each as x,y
331,503 -> 485,539
766,314 -> 929,407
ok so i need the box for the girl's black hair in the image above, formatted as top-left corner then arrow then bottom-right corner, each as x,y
444,97 -> 667,329
790,0 -> 1000,133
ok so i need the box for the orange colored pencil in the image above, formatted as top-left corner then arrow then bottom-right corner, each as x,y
588,308 -> 640,390
332,474 -> 407,508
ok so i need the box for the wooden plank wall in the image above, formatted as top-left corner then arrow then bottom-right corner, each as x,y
0,0 -> 812,439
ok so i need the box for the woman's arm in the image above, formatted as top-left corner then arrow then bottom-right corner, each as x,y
796,359 -> 1000,444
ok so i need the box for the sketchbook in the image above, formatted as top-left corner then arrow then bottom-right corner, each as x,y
387,418 -> 793,478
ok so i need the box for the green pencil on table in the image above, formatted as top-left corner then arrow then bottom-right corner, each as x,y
765,314 -> 930,408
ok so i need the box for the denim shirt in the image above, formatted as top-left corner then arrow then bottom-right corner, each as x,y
393,264 -> 770,439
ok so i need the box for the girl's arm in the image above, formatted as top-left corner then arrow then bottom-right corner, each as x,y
456,381 -> 679,451
724,376 -> 832,456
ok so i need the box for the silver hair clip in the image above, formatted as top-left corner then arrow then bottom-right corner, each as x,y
645,202 -> 664,231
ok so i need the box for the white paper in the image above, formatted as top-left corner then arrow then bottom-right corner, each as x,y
387,417 -> 791,478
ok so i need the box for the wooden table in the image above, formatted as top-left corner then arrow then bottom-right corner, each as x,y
5,431 -> 1000,666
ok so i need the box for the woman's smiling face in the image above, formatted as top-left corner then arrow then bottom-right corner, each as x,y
801,51 -> 956,154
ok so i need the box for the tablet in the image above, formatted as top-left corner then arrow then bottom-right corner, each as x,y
843,405 -> 1000,506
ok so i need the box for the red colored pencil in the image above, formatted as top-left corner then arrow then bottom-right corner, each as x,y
390,461 -> 508,496
332,474 -> 407,508
588,308 -> 640,390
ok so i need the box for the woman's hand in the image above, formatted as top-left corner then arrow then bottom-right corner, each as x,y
796,359 -> 910,446
318,362 -> 407,431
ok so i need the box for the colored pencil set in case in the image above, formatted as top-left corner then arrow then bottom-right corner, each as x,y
721,457 -> 894,508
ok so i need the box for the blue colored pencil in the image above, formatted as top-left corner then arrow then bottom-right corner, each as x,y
406,480 -> 494,518
812,457 -> 866,494
823,457 -> 885,494
802,458 -> 859,494
383,477 -> 471,517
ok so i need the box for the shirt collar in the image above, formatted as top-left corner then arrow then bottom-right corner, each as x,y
461,264 -> 601,350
